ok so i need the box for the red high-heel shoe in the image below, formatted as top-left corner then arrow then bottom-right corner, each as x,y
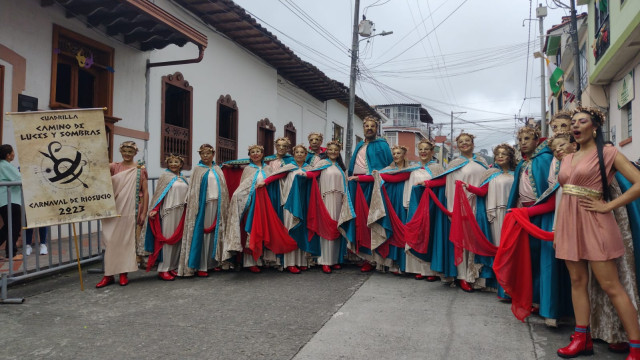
96,276 -> 114,288
607,342 -> 629,353
322,265 -> 332,274
119,273 -> 129,286
458,279 -> 473,292
158,271 -> 175,281
360,262 -> 374,272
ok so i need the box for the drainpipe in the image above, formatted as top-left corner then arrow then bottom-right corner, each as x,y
146,45 -> 205,68
143,45 -> 206,167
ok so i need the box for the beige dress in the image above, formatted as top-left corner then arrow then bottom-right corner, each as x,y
101,163 -> 147,276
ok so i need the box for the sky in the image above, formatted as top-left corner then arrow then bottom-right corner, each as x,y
233,0 -> 587,152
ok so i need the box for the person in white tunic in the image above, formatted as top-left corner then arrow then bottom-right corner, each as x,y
259,144 -> 313,274
178,144 -> 230,277
404,139 -> 444,280
462,144 -> 516,296
222,145 -> 294,272
310,141 -> 351,274
147,154 -> 188,281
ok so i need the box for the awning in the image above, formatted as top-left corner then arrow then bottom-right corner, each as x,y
41,0 -> 207,51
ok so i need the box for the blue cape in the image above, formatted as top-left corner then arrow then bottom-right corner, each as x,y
347,138 -> 393,176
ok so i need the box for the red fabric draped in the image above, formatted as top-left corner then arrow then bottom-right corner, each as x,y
404,189 -> 432,254
354,183 -> 371,251
381,172 -> 411,183
307,176 -> 340,241
427,188 -> 451,216
204,216 -> 217,234
383,187 -> 407,249
493,208 -> 554,322
264,171 -> 288,185
249,187 -> 298,261
146,203 -> 187,272
376,186 -> 409,259
222,167 -> 244,197
449,181 -> 498,266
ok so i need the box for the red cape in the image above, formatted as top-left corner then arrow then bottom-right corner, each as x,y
249,187 -> 298,261
307,175 -> 340,241
493,208 -> 554,321
449,181 -> 498,266
146,202 -> 186,272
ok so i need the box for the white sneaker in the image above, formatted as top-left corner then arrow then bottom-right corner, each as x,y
40,243 -> 48,255
25,244 -> 32,256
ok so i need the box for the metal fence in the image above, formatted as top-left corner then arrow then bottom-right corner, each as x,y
0,177 -> 160,303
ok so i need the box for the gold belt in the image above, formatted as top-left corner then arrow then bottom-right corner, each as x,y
562,184 -> 602,199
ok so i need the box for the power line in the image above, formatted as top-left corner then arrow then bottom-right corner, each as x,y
370,0 -> 469,69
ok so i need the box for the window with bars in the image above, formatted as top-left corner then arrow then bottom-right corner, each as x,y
333,122 -> 344,145
257,118 -> 275,156
216,95 -> 238,164
385,131 -> 398,146
284,122 -> 296,147
161,72 -> 192,170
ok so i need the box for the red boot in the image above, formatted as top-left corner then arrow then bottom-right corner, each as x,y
360,262 -> 374,272
331,264 -> 342,270
299,266 -> 309,271
119,273 -> 129,286
322,265 -> 332,274
96,276 -> 114,288
628,340 -> 640,360
287,266 -> 301,274
169,270 -> 178,277
248,266 -> 261,273
415,274 -> 425,280
557,326 -> 593,358
196,271 -> 209,277
425,276 -> 440,282
458,280 -> 473,293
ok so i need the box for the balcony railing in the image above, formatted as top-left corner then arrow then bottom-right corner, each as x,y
594,17 -> 609,62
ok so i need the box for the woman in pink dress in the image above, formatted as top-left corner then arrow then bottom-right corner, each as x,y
555,107 -> 640,359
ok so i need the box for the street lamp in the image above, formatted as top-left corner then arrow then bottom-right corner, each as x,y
345,1 -> 393,165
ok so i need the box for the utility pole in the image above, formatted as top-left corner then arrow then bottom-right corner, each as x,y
450,111 -> 466,161
345,6 -> 392,165
537,4 -> 548,138
569,0 -> 582,102
345,0 -> 360,166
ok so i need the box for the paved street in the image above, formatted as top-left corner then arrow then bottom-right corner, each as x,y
0,265 -> 629,360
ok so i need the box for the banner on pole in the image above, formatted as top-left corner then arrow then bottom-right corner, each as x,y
7,108 -> 117,228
